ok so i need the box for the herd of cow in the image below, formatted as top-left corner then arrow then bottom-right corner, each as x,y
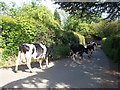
15,41 -> 97,73
70,41 -> 97,64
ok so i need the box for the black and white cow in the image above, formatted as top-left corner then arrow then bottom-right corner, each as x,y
15,43 -> 48,73
70,44 -> 88,63
87,41 -> 97,58
91,41 -> 97,50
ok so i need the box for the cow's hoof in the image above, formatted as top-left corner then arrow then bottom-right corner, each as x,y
30,70 -> 35,73
30,70 -> 33,73
14,70 -> 18,73
40,67 -> 43,69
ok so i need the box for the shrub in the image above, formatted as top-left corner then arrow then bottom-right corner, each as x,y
73,32 -> 86,46
51,31 -> 86,59
1,6 -> 62,63
92,20 -> 120,38
102,36 -> 120,63
52,45 -> 70,59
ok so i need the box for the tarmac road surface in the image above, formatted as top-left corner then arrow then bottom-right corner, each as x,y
0,47 -> 119,89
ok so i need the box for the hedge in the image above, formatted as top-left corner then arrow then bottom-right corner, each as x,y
102,36 -> 120,63
51,31 -> 86,59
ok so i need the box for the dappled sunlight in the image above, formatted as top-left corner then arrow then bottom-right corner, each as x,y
1,0 -> 119,88
105,70 -> 120,77
100,79 -> 118,88
97,58 -> 101,61
38,62 -> 55,70
1,47 -> 119,88
14,78 -> 49,88
18,61 -> 55,73
91,77 -> 102,83
32,68 -> 45,73
84,71 -> 94,76
70,62 -> 78,67
41,79 -> 49,84
2,73 -> 50,88
70,61 -> 81,67
90,75 -> 118,88
47,62 -> 55,68
55,83 -> 70,88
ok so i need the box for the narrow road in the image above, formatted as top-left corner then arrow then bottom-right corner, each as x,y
0,47 -> 119,89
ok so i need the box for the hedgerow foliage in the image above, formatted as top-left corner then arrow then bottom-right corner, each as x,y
49,30 -> 86,59
64,15 -> 93,37
102,36 -> 120,63
90,20 -> 120,63
91,20 -> 120,38
1,5 -> 62,60
1,3 -> 86,63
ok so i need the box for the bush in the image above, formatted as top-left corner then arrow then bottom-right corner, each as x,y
102,36 -> 120,63
1,16 -> 37,58
60,31 -> 79,45
1,6 -> 62,63
51,31 -> 86,59
0,4 -> 87,66
73,32 -> 86,46
52,45 -> 70,59
53,30 -> 86,46
92,20 -> 120,38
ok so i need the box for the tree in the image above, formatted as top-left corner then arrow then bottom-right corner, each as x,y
64,15 -> 94,37
1,4 -> 62,58
54,9 -> 61,24
0,1 -> 8,15
91,20 -> 120,38
55,2 -> 120,20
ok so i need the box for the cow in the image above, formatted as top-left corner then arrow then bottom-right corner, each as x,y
91,41 -> 97,50
70,44 -> 88,64
15,43 -> 49,73
87,41 -> 97,58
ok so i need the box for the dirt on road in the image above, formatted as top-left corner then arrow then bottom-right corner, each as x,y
0,47 -> 119,89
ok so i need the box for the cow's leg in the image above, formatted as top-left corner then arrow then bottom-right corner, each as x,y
88,50 -> 91,58
81,54 -> 83,60
21,52 -> 26,63
75,52 -> 79,59
78,52 -> 82,60
45,56 -> 49,67
26,59 -> 33,73
90,50 -> 93,57
39,59 -> 43,69
90,51 -> 92,57
15,59 -> 19,73
72,53 -> 81,64
26,53 -> 33,73
78,53 -> 83,64
71,54 -> 76,62
15,51 -> 21,73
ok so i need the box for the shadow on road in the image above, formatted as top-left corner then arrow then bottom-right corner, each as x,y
1,48 -> 119,89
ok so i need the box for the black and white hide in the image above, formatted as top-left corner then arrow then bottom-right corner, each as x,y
87,41 -> 97,58
15,43 -> 48,73
70,44 -> 88,64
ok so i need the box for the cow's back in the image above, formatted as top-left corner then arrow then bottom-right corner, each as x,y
70,44 -> 85,53
33,43 -> 44,58
15,43 -> 48,72
32,43 -> 47,59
